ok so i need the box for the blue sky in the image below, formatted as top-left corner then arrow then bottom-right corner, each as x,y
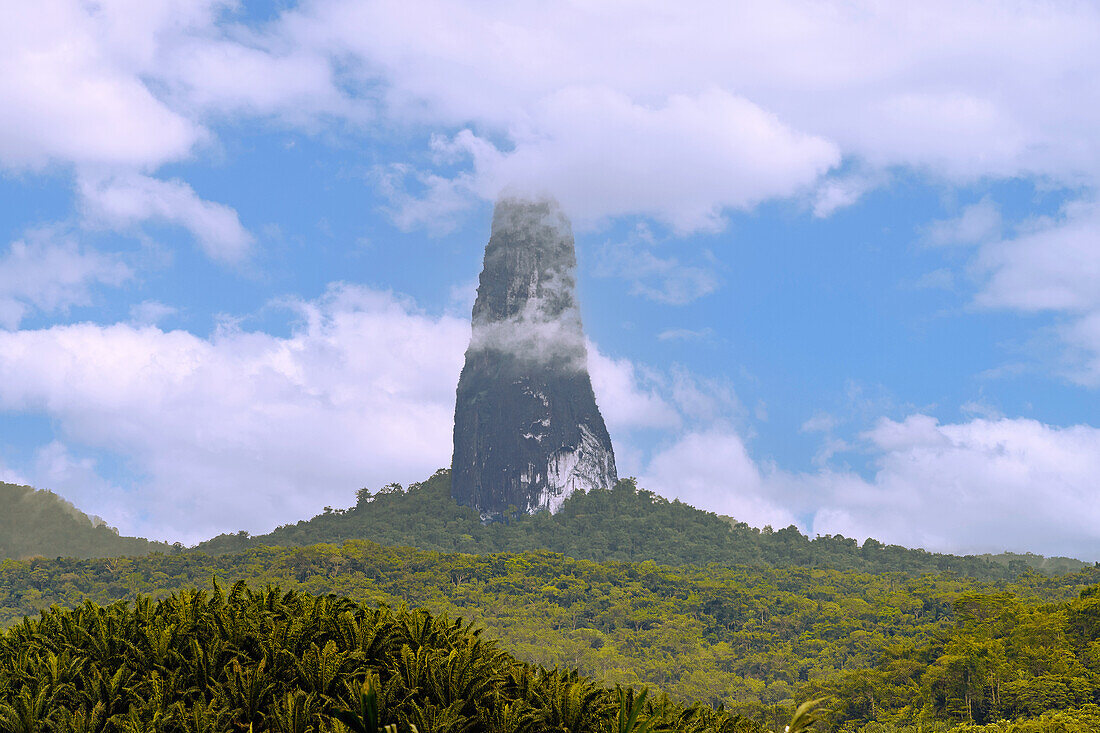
2,0 -> 1100,558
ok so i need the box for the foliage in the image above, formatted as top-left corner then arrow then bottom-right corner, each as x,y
194,471 -> 1088,581
0,482 -> 171,561
3,539 -> 1100,730
0,583 -> 766,732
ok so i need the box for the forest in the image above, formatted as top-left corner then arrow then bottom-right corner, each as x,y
3,533 -> 1100,731
1,583 -> 793,733
194,472 -> 1087,580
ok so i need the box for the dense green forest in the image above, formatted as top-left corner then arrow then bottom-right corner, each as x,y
196,472 -> 1088,580
0,482 -> 170,561
0,583 -> 783,733
4,539 -> 1100,730
4,475 -> 1099,730
3,472 -> 1087,579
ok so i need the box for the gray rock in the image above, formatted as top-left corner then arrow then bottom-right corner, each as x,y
451,197 -> 617,519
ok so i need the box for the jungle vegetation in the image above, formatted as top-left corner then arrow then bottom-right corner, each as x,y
4,476 -> 1099,730
0,582 -> 777,733
195,472 -> 1088,580
3,538 -> 1100,731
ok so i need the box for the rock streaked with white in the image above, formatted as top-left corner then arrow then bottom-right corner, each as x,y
451,197 -> 617,518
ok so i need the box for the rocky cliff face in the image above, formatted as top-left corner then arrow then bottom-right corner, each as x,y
451,197 -> 617,519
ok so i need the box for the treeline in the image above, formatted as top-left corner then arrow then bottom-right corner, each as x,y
0,583 -> 770,733
0,482 -> 170,561
197,471 -> 1088,580
3,540 -> 1100,730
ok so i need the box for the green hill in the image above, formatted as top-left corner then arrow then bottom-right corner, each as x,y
196,470 -> 1089,580
0,481 -> 170,560
3,541 -> 1100,731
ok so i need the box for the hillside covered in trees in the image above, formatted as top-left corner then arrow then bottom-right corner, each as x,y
197,471 -> 1089,580
4,540 -> 1100,730
0,583 -> 776,733
0,482 -> 170,561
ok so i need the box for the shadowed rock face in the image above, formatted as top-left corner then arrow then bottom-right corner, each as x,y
451,197 -> 617,519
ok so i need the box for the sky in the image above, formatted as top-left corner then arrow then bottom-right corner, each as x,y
1,0 -> 1100,558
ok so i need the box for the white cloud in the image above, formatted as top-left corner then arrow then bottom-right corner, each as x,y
800,413 -> 837,434
636,414 -> 1100,560
967,199 -> 1100,384
373,164 -> 480,236
274,0 -> 1100,225
0,0 -> 335,266
4,272 -> 1098,558
588,347 -> 680,433
0,284 -> 680,542
0,0 -> 205,171
31,441 -> 134,531
976,200 -> 1100,314
808,415 -> 1100,559
0,229 -> 132,328
0,0 -> 349,173
80,172 -> 254,262
1062,312 -> 1100,387
0,285 -> 469,541
811,172 -> 882,218
9,0 -> 1100,236
164,38 -> 348,121
926,197 -> 1002,246
432,88 -> 840,232
640,430 -> 800,530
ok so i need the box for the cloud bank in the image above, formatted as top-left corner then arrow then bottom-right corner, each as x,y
7,0 -> 1100,230
0,286 -> 468,542
1,281 -> 1099,558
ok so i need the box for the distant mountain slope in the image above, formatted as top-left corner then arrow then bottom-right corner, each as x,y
195,470 -> 1090,579
0,482 -> 170,560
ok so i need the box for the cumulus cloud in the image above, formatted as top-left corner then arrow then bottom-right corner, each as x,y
80,173 -> 254,262
431,88 -> 840,232
7,0 -> 1100,229
976,200 -> 1100,314
808,415 -> 1100,559
0,0 -> 348,172
967,199 -> 1100,384
587,348 -> 680,433
272,0 -> 1100,225
0,0 -> 334,265
0,285 -> 469,541
163,38 -> 348,120
0,0 -> 207,171
636,414 -> 1100,560
8,0 -> 1100,243
641,430 -> 800,531
0,284 -> 676,542
3,273 -> 1098,558
0,229 -> 132,328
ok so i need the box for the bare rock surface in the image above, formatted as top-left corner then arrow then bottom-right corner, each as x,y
451,197 -> 617,519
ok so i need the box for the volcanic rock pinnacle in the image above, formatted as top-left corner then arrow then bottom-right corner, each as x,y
451,197 -> 618,519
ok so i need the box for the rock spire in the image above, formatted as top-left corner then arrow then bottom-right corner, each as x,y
451,197 -> 617,518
